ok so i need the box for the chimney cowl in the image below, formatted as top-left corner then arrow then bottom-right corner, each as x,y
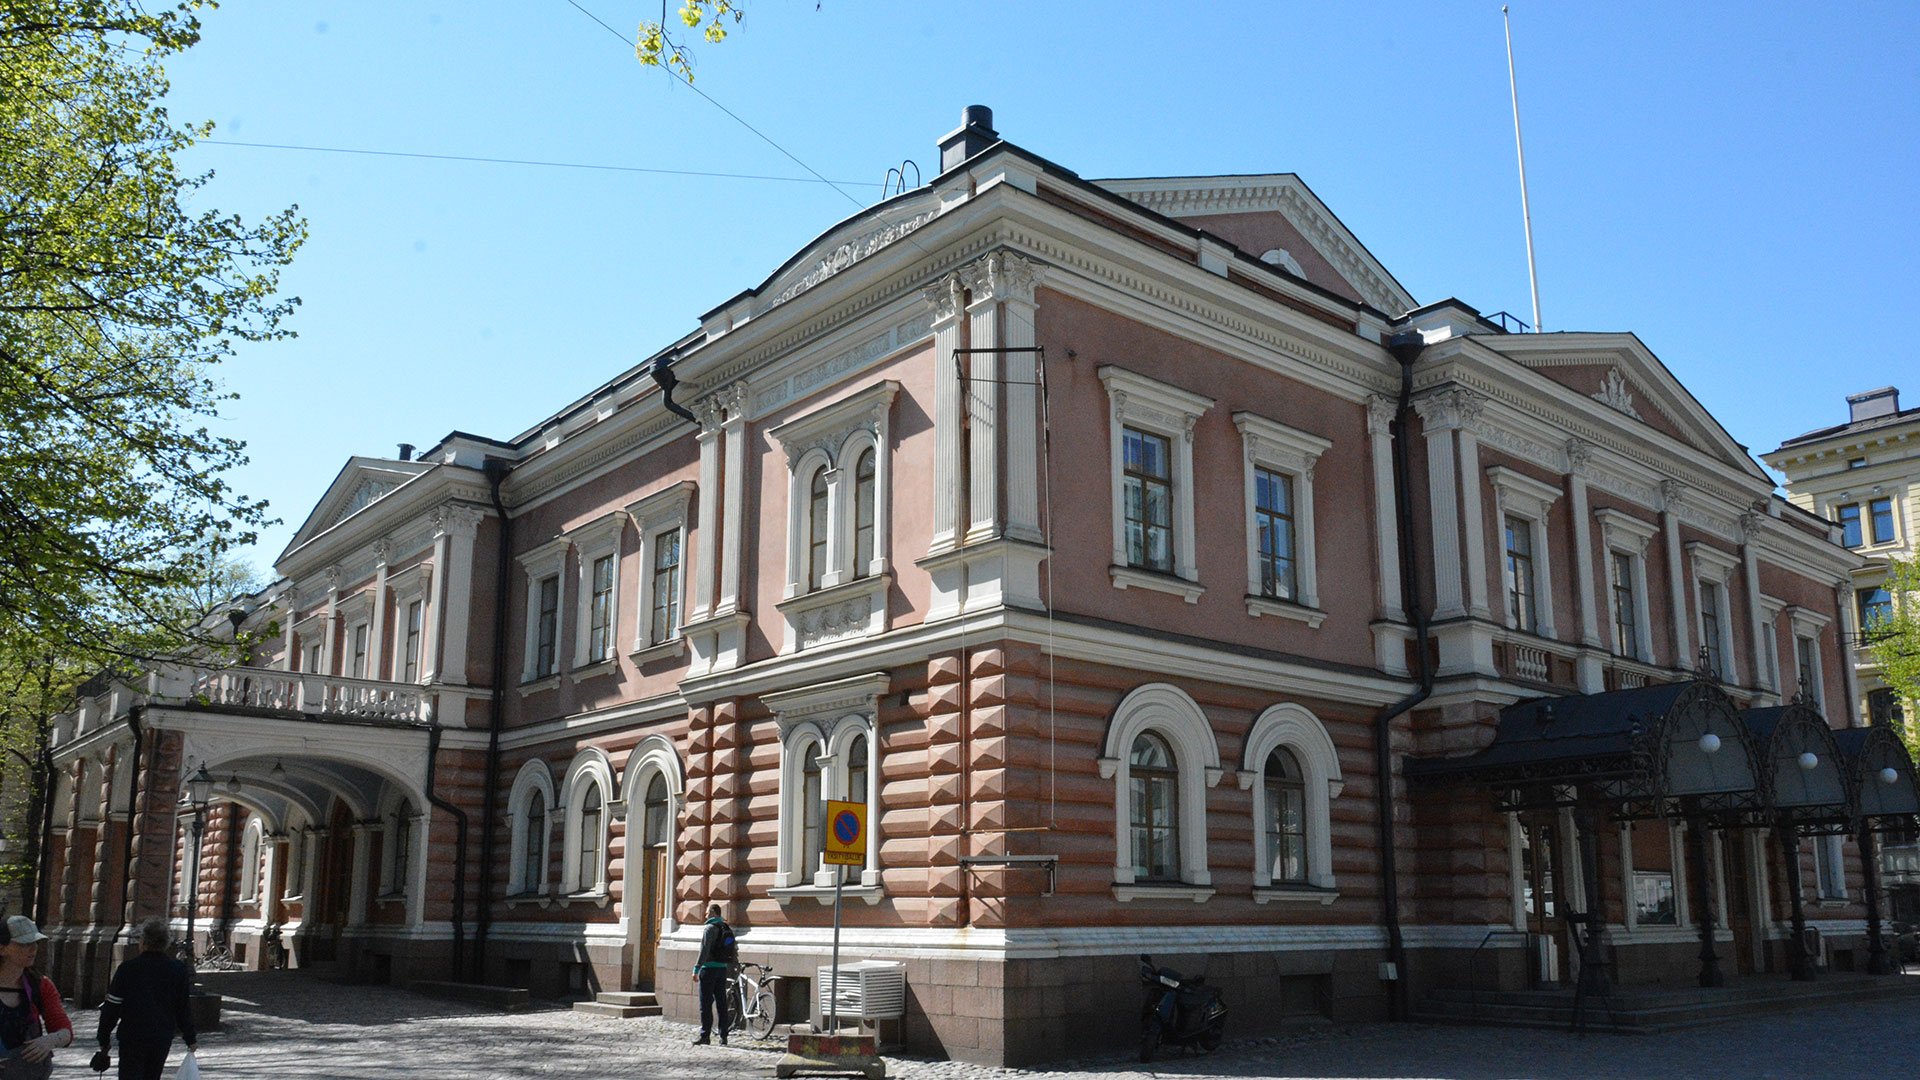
1846,387 -> 1900,424
397,442 -> 415,462
938,105 -> 998,174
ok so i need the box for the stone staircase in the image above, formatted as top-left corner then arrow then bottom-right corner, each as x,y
573,990 -> 663,1018
1415,973 -> 1920,1033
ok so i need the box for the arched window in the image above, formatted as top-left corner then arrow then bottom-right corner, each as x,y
239,818 -> 263,901
807,468 -> 830,591
852,449 -> 877,578
522,790 -> 547,894
643,774 -> 670,847
1264,748 -> 1307,883
800,745 -> 824,880
1129,732 -> 1179,882
847,733 -> 869,804
577,784 -> 603,892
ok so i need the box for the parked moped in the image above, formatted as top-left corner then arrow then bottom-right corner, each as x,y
1136,954 -> 1226,1062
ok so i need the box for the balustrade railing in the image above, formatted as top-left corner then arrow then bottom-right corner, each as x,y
184,666 -> 428,724
1508,642 -> 1551,683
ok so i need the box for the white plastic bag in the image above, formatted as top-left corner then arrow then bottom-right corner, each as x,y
175,1051 -> 201,1080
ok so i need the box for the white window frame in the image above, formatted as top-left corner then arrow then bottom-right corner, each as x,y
768,382 -> 898,600
1233,412 -> 1330,625
1687,542 -> 1741,684
1238,703 -> 1342,899
1758,595 -> 1787,695
239,816 -> 265,902
387,562 -> 433,684
1487,466 -> 1563,638
282,823 -> 308,901
559,750 -> 615,898
1789,606 -> 1831,709
619,734 -> 685,933
626,482 -> 695,656
764,674 -> 889,902
517,537 -> 570,685
1813,833 -> 1847,901
567,513 -> 626,671
507,759 -> 557,897
1099,366 -> 1215,603
1098,683 -> 1221,900
1596,509 -> 1658,662
335,590 -> 374,680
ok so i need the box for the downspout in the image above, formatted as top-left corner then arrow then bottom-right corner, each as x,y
422,721 -> 468,981
1374,331 -> 1435,1021
473,456 -> 514,979
112,706 -> 146,950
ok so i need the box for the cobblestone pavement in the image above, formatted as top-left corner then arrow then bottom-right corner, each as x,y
45,970 -> 1920,1079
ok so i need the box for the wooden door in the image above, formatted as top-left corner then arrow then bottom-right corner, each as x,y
636,847 -> 666,989
1722,831 -> 1759,975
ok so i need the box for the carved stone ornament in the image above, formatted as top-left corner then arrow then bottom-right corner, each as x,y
1739,512 -> 1763,544
696,392 -> 726,433
1660,479 -> 1687,513
1593,368 -> 1643,420
1366,396 -> 1396,437
323,565 -> 344,593
1412,387 -> 1486,432
1564,438 -> 1593,476
923,272 -> 965,324
372,536 -> 395,565
430,502 -> 487,538
962,250 -> 1042,307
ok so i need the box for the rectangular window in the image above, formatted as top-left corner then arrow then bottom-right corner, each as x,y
535,575 -> 560,678
1504,515 -> 1538,632
1837,503 -> 1863,548
1869,497 -> 1896,544
587,554 -> 615,663
305,643 -> 322,674
1868,687 -> 1904,728
284,833 -> 305,897
1254,467 -> 1296,600
1123,427 -> 1173,573
1859,586 -> 1893,637
1796,635 -> 1820,702
1813,835 -> 1846,900
1699,582 -> 1723,675
1762,622 -> 1781,692
402,600 -> 423,682
1612,551 -> 1640,659
1632,870 -> 1676,926
650,527 -> 682,645
350,623 -> 369,679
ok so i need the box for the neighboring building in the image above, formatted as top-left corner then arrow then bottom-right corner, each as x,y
39,109 -> 1915,1065
1766,388 -> 1920,920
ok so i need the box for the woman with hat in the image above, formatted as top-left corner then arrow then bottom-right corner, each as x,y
0,915 -> 74,1078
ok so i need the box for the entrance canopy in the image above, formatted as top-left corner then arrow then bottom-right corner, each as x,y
1408,680 -> 1760,817
1743,703 -> 1850,829
1834,725 -> 1920,826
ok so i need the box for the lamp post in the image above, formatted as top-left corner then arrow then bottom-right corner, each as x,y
184,763 -> 213,971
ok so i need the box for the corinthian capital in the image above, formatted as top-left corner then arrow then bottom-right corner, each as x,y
961,250 -> 1042,308
1412,387 -> 1486,433
431,501 -> 487,539
923,272 -> 965,325
1564,438 -> 1593,476
1660,479 -> 1687,514
1366,396 -> 1397,437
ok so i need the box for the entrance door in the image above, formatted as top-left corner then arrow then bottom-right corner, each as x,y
630,774 -> 672,991
1722,830 -> 1760,975
1520,814 -> 1564,985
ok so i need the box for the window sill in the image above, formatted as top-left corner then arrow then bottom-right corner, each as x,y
571,658 -> 619,681
1112,883 -> 1214,903
1814,897 -> 1849,909
519,674 -> 562,695
505,892 -> 553,909
1110,566 -> 1204,603
375,892 -> 407,905
1245,595 -> 1326,627
1252,884 -> 1339,905
281,893 -> 304,904
558,889 -> 612,909
629,637 -> 686,665
770,883 -> 885,907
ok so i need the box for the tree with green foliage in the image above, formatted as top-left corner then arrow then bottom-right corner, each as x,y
1867,556 -> 1920,759
635,0 -> 744,82
1,0 -> 304,668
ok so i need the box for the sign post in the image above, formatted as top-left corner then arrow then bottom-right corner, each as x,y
822,799 -> 866,1032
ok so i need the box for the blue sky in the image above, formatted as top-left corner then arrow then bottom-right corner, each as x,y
159,2 -> 1920,573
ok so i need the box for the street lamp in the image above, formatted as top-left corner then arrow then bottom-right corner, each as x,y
184,763 -> 214,970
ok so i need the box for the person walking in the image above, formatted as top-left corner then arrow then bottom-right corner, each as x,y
95,918 -> 196,1080
0,915 -> 75,1080
691,904 -> 736,1046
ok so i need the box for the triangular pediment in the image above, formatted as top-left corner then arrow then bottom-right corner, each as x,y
1477,333 -> 1770,483
283,457 -> 434,556
1093,174 -> 1417,315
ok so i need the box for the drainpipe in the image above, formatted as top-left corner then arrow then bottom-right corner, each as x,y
1373,331 -> 1435,1021
423,721 -> 469,981
473,456 -> 514,979
112,707 -> 146,953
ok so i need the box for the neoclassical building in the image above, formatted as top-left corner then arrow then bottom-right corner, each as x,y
41,108 -> 1915,1064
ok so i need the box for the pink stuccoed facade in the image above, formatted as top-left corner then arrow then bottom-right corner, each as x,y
41,108 -> 1907,1065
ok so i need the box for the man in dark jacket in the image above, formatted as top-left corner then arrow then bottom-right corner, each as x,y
691,904 -> 733,1045
96,919 -> 196,1080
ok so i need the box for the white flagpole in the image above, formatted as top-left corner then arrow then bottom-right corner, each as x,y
1503,5 -> 1543,333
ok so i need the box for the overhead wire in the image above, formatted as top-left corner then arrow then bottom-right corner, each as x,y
197,139 -> 878,187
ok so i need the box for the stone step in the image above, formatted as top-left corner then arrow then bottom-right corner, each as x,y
593,991 -> 660,1008
573,1000 -> 663,1018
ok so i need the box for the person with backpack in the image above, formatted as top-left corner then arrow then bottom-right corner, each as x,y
0,915 -> 75,1080
691,904 -> 736,1045
94,918 -> 196,1080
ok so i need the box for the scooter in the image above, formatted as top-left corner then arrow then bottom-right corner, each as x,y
1137,954 -> 1227,1062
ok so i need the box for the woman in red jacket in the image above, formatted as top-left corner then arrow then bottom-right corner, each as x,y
0,916 -> 74,1077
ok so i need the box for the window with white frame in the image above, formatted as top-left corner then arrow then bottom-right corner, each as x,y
401,599 -> 425,682
1234,412 -> 1329,623
1789,606 -> 1830,707
1813,834 -> 1847,900
1597,509 -> 1658,663
239,817 -> 264,902
768,382 -> 898,601
517,538 -> 569,684
1099,367 -> 1214,602
559,752 -> 614,896
627,482 -> 694,654
1241,703 -> 1342,897
304,641 -> 323,675
1099,683 -> 1220,899
506,759 -> 556,897
1834,495 -> 1898,549
568,513 -> 626,670
1688,542 -> 1741,683
1487,467 -> 1562,638
388,561 -> 432,685
283,826 -> 307,900
766,674 -> 888,894
349,621 -> 370,679
1760,612 -> 1782,694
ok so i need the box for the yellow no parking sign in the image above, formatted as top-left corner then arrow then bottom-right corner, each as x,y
823,799 -> 866,866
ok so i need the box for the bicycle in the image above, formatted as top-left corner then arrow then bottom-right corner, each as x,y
726,961 -> 780,1039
